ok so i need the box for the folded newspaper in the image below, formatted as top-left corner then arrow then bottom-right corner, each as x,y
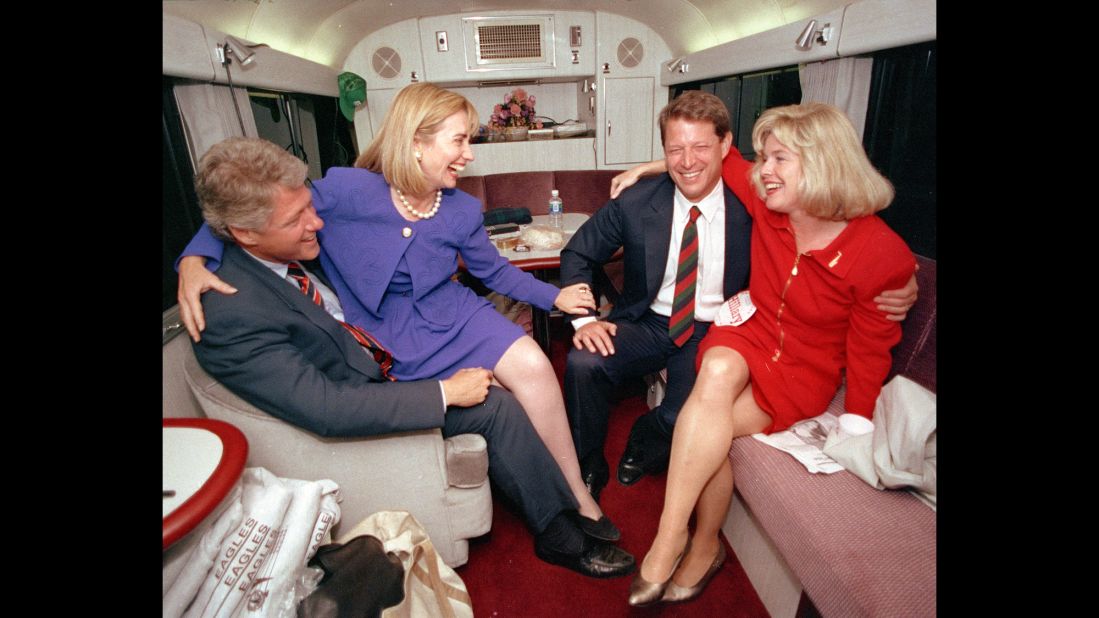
751,376 -> 937,512
752,411 -> 846,474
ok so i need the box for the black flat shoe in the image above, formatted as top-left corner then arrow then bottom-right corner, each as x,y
576,513 -> 621,542
535,539 -> 636,579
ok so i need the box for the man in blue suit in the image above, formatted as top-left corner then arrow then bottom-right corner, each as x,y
180,137 -> 635,578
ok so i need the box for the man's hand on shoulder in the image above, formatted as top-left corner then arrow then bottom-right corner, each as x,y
573,320 -> 618,356
874,268 -> 919,322
441,368 -> 493,408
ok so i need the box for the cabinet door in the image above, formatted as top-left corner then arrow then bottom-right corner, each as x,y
603,77 -> 653,165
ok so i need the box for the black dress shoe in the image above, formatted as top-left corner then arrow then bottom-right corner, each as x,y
581,456 -> 610,502
575,513 -> 621,542
535,538 -> 636,579
617,432 -> 671,486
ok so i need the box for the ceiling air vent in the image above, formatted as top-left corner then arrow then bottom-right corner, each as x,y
479,24 -> 541,60
462,16 -> 556,71
617,37 -> 644,68
372,47 -> 401,79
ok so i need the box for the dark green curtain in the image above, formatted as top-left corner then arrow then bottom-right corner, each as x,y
864,41 -> 937,258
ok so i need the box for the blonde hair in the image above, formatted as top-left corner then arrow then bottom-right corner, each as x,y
750,102 -> 893,220
355,82 -> 479,196
195,137 -> 308,240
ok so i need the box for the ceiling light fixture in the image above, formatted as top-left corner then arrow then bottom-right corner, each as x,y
795,20 -> 833,51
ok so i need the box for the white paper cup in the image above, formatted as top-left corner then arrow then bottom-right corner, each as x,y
836,413 -> 875,440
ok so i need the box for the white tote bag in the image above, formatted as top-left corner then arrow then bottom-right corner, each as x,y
164,467 -> 341,618
338,511 -> 473,618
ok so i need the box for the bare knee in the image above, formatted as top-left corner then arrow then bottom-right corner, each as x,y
697,347 -> 748,382
499,336 -> 554,380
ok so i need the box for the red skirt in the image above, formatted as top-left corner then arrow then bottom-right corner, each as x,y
696,323 -> 842,434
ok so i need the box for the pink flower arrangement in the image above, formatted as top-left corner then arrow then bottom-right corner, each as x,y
489,88 -> 543,130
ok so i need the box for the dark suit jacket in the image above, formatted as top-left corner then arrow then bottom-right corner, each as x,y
560,173 -> 752,324
193,243 -> 445,437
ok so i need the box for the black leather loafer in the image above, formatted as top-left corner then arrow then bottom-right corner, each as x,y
617,416 -> 673,486
535,539 -> 636,579
576,513 -> 621,542
617,436 -> 671,486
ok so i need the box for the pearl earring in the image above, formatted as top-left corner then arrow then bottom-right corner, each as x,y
415,150 -> 422,161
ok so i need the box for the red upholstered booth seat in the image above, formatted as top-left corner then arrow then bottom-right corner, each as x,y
456,170 -> 621,216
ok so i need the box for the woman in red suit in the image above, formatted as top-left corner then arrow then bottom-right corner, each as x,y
617,102 -> 916,605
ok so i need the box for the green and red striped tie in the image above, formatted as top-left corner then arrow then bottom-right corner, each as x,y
287,262 -> 396,380
668,206 -> 703,347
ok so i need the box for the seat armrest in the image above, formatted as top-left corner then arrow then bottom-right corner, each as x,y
445,433 -> 489,488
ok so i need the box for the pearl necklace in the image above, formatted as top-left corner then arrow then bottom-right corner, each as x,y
395,188 -> 442,219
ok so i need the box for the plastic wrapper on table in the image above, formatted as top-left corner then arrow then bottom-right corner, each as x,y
519,225 -> 565,250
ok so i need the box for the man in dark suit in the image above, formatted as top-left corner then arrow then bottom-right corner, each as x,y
182,137 -> 634,578
560,92 -> 751,496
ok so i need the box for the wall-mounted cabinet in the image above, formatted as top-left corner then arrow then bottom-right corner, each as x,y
602,77 -> 653,165
341,10 -> 669,173
467,137 -> 595,175
595,13 -> 671,168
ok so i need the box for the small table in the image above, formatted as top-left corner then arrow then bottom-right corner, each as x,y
163,418 -> 249,549
492,213 -> 589,353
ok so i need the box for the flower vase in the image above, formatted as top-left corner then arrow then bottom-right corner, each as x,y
504,127 -> 529,141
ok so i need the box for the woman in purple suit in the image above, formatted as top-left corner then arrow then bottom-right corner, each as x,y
178,83 -> 617,537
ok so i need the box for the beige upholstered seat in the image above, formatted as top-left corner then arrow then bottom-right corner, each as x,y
161,315 -> 492,570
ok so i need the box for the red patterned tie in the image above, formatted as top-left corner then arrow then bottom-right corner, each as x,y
287,262 -> 396,381
668,206 -> 703,347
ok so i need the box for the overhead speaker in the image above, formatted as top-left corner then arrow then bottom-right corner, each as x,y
372,47 -> 402,79
617,37 -> 643,68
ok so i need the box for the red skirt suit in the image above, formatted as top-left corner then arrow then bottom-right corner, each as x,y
697,151 -> 915,433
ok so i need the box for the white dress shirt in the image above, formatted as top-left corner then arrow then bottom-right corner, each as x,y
649,180 -> 727,322
572,180 -> 727,331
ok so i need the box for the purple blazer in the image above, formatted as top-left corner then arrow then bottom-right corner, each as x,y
309,168 -> 558,331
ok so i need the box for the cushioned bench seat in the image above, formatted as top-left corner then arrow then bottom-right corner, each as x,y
723,255 -> 937,617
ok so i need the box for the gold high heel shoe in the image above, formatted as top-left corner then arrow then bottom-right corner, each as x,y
661,542 -> 727,603
627,540 -> 691,607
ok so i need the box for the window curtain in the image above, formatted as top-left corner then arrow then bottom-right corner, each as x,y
799,57 -> 874,139
172,81 -> 258,169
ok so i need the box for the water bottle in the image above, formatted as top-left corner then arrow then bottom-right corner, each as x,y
548,189 -> 564,228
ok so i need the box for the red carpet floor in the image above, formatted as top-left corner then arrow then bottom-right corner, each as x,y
455,320 -> 770,617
